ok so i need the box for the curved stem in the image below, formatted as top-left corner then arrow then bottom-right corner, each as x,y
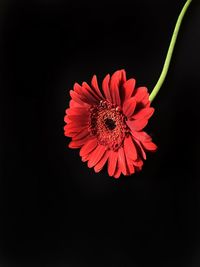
149,0 -> 192,102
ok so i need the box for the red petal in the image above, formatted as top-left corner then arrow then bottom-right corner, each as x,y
66,107 -> 88,116
73,128 -> 90,140
82,81 -> 101,101
102,74 -> 112,102
125,155 -> 135,175
68,135 -> 90,148
64,131 -> 78,137
132,107 -> 154,120
134,139 -> 146,160
127,162 -> 135,175
123,97 -> 136,118
118,147 -> 127,175
131,131 -> 152,142
65,108 -> 70,114
82,152 -> 93,162
126,118 -> 148,131
91,75 -> 104,99
124,135 -> 137,160
73,82 -> 83,95
70,90 -> 86,105
88,145 -> 106,168
79,138 -> 97,157
67,114 -> 89,124
122,78 -> 136,102
134,87 -> 148,102
113,161 -> 121,179
64,131 -> 75,137
64,128 -> 77,137
132,156 -> 143,173
133,159 -> 143,168
66,119 -> 87,128
64,115 -> 71,123
64,123 -> 85,133
94,150 -> 110,173
121,69 -> 126,82
69,99 -> 84,108
141,95 -> 150,108
142,141 -> 157,151
108,151 -> 118,177
64,124 -> 69,131
74,83 -> 98,105
110,70 -> 123,106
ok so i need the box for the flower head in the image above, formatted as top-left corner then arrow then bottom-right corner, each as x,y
64,69 -> 157,178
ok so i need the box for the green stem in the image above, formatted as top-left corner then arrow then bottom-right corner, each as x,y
149,0 -> 192,102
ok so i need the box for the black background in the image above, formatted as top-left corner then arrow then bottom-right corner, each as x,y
1,0 -> 200,266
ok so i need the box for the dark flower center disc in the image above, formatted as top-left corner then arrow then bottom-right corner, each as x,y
89,101 -> 128,151
104,118 -> 116,130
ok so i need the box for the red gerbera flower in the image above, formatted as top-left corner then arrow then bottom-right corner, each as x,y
64,69 -> 157,179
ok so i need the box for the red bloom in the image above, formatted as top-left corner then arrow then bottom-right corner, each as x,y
64,69 -> 157,178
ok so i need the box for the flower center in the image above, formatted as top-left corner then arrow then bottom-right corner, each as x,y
104,118 -> 116,130
89,101 -> 128,151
